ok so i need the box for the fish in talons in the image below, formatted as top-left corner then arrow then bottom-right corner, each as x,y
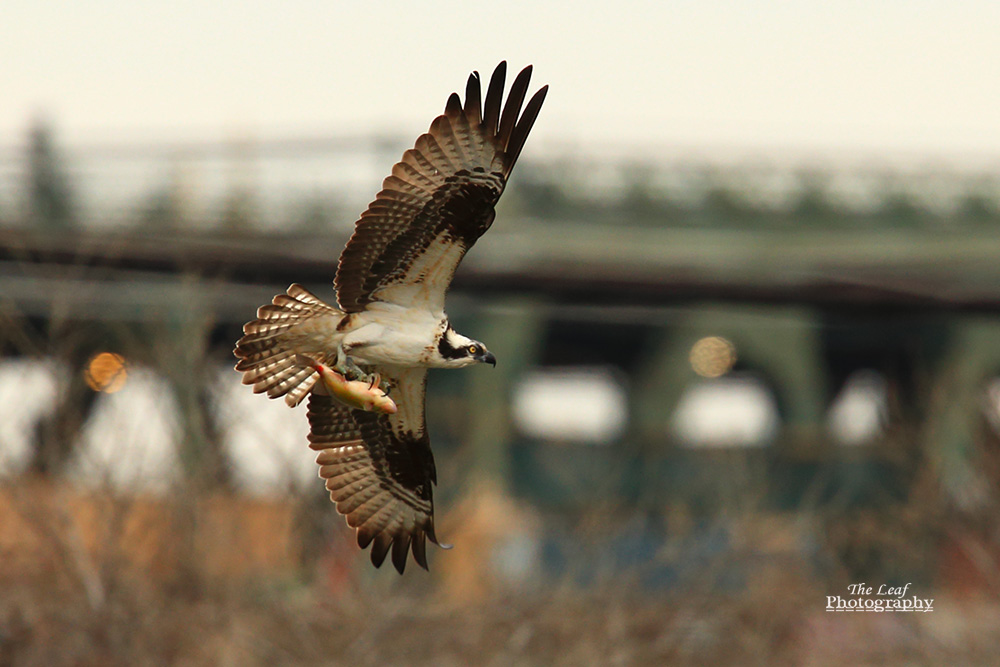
295,355 -> 398,414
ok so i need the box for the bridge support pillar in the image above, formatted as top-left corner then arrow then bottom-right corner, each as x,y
463,297 -> 547,492
437,298 -> 547,600
154,300 -> 227,486
633,304 -> 827,449
923,316 -> 1000,509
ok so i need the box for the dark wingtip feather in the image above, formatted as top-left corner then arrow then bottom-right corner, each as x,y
391,534 -> 411,574
412,530 -> 429,570
360,529 -> 432,573
464,71 -> 482,125
482,61 -> 507,135
357,527 -> 376,550
426,519 -> 452,550
370,532 -> 392,568
497,64 -> 532,148
505,84 -> 548,172
445,92 -> 462,117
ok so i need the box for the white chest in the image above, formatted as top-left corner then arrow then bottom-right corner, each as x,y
343,305 -> 445,367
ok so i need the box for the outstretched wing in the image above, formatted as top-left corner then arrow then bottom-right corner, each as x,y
306,366 -> 445,573
335,62 -> 548,314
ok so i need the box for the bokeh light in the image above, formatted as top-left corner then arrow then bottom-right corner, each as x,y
689,336 -> 737,378
85,352 -> 128,393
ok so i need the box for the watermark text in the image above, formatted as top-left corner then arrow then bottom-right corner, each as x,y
826,582 -> 933,613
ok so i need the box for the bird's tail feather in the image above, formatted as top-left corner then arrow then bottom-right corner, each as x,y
234,284 -> 343,407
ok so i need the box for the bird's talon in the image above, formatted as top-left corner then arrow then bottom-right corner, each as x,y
333,355 -> 367,382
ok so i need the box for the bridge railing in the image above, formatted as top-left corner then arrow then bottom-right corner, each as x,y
2,129 -> 999,231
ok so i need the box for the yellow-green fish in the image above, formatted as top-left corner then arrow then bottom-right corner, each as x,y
297,355 -> 397,414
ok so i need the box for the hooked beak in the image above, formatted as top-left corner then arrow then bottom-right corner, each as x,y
481,351 -> 497,367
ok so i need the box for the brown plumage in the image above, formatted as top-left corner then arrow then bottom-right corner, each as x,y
307,368 -> 440,573
234,284 -> 342,407
335,61 -> 548,314
234,62 -> 546,574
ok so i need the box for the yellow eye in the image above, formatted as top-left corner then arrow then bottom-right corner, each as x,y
468,345 -> 479,355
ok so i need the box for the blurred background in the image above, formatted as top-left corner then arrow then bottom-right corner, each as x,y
3,2 -> 1000,664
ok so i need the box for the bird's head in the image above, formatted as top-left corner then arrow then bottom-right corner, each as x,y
437,328 -> 496,368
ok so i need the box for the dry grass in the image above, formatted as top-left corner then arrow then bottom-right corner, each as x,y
0,480 -> 999,666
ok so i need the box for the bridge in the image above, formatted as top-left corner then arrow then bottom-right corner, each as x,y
3,135 -> 1000,584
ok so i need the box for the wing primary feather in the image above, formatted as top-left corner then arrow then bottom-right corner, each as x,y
482,61 -> 507,134
391,534 -> 412,574
411,529 -> 428,570
445,92 -> 462,117
497,65 -> 532,149
357,527 -> 376,550
505,84 -> 549,173
370,532 -> 393,568
426,517 -> 452,549
464,71 -> 482,125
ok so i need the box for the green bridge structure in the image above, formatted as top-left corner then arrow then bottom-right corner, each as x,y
4,218 -> 1000,507
3,139 -> 1000,582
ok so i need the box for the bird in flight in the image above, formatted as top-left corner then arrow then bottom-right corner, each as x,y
234,62 -> 547,573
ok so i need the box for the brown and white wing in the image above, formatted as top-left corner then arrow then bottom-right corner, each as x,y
306,367 -> 444,573
334,62 -> 548,314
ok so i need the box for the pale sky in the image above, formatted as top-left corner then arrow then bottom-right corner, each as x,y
3,1 -> 1000,159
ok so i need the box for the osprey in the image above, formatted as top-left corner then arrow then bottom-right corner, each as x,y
234,63 -> 547,573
